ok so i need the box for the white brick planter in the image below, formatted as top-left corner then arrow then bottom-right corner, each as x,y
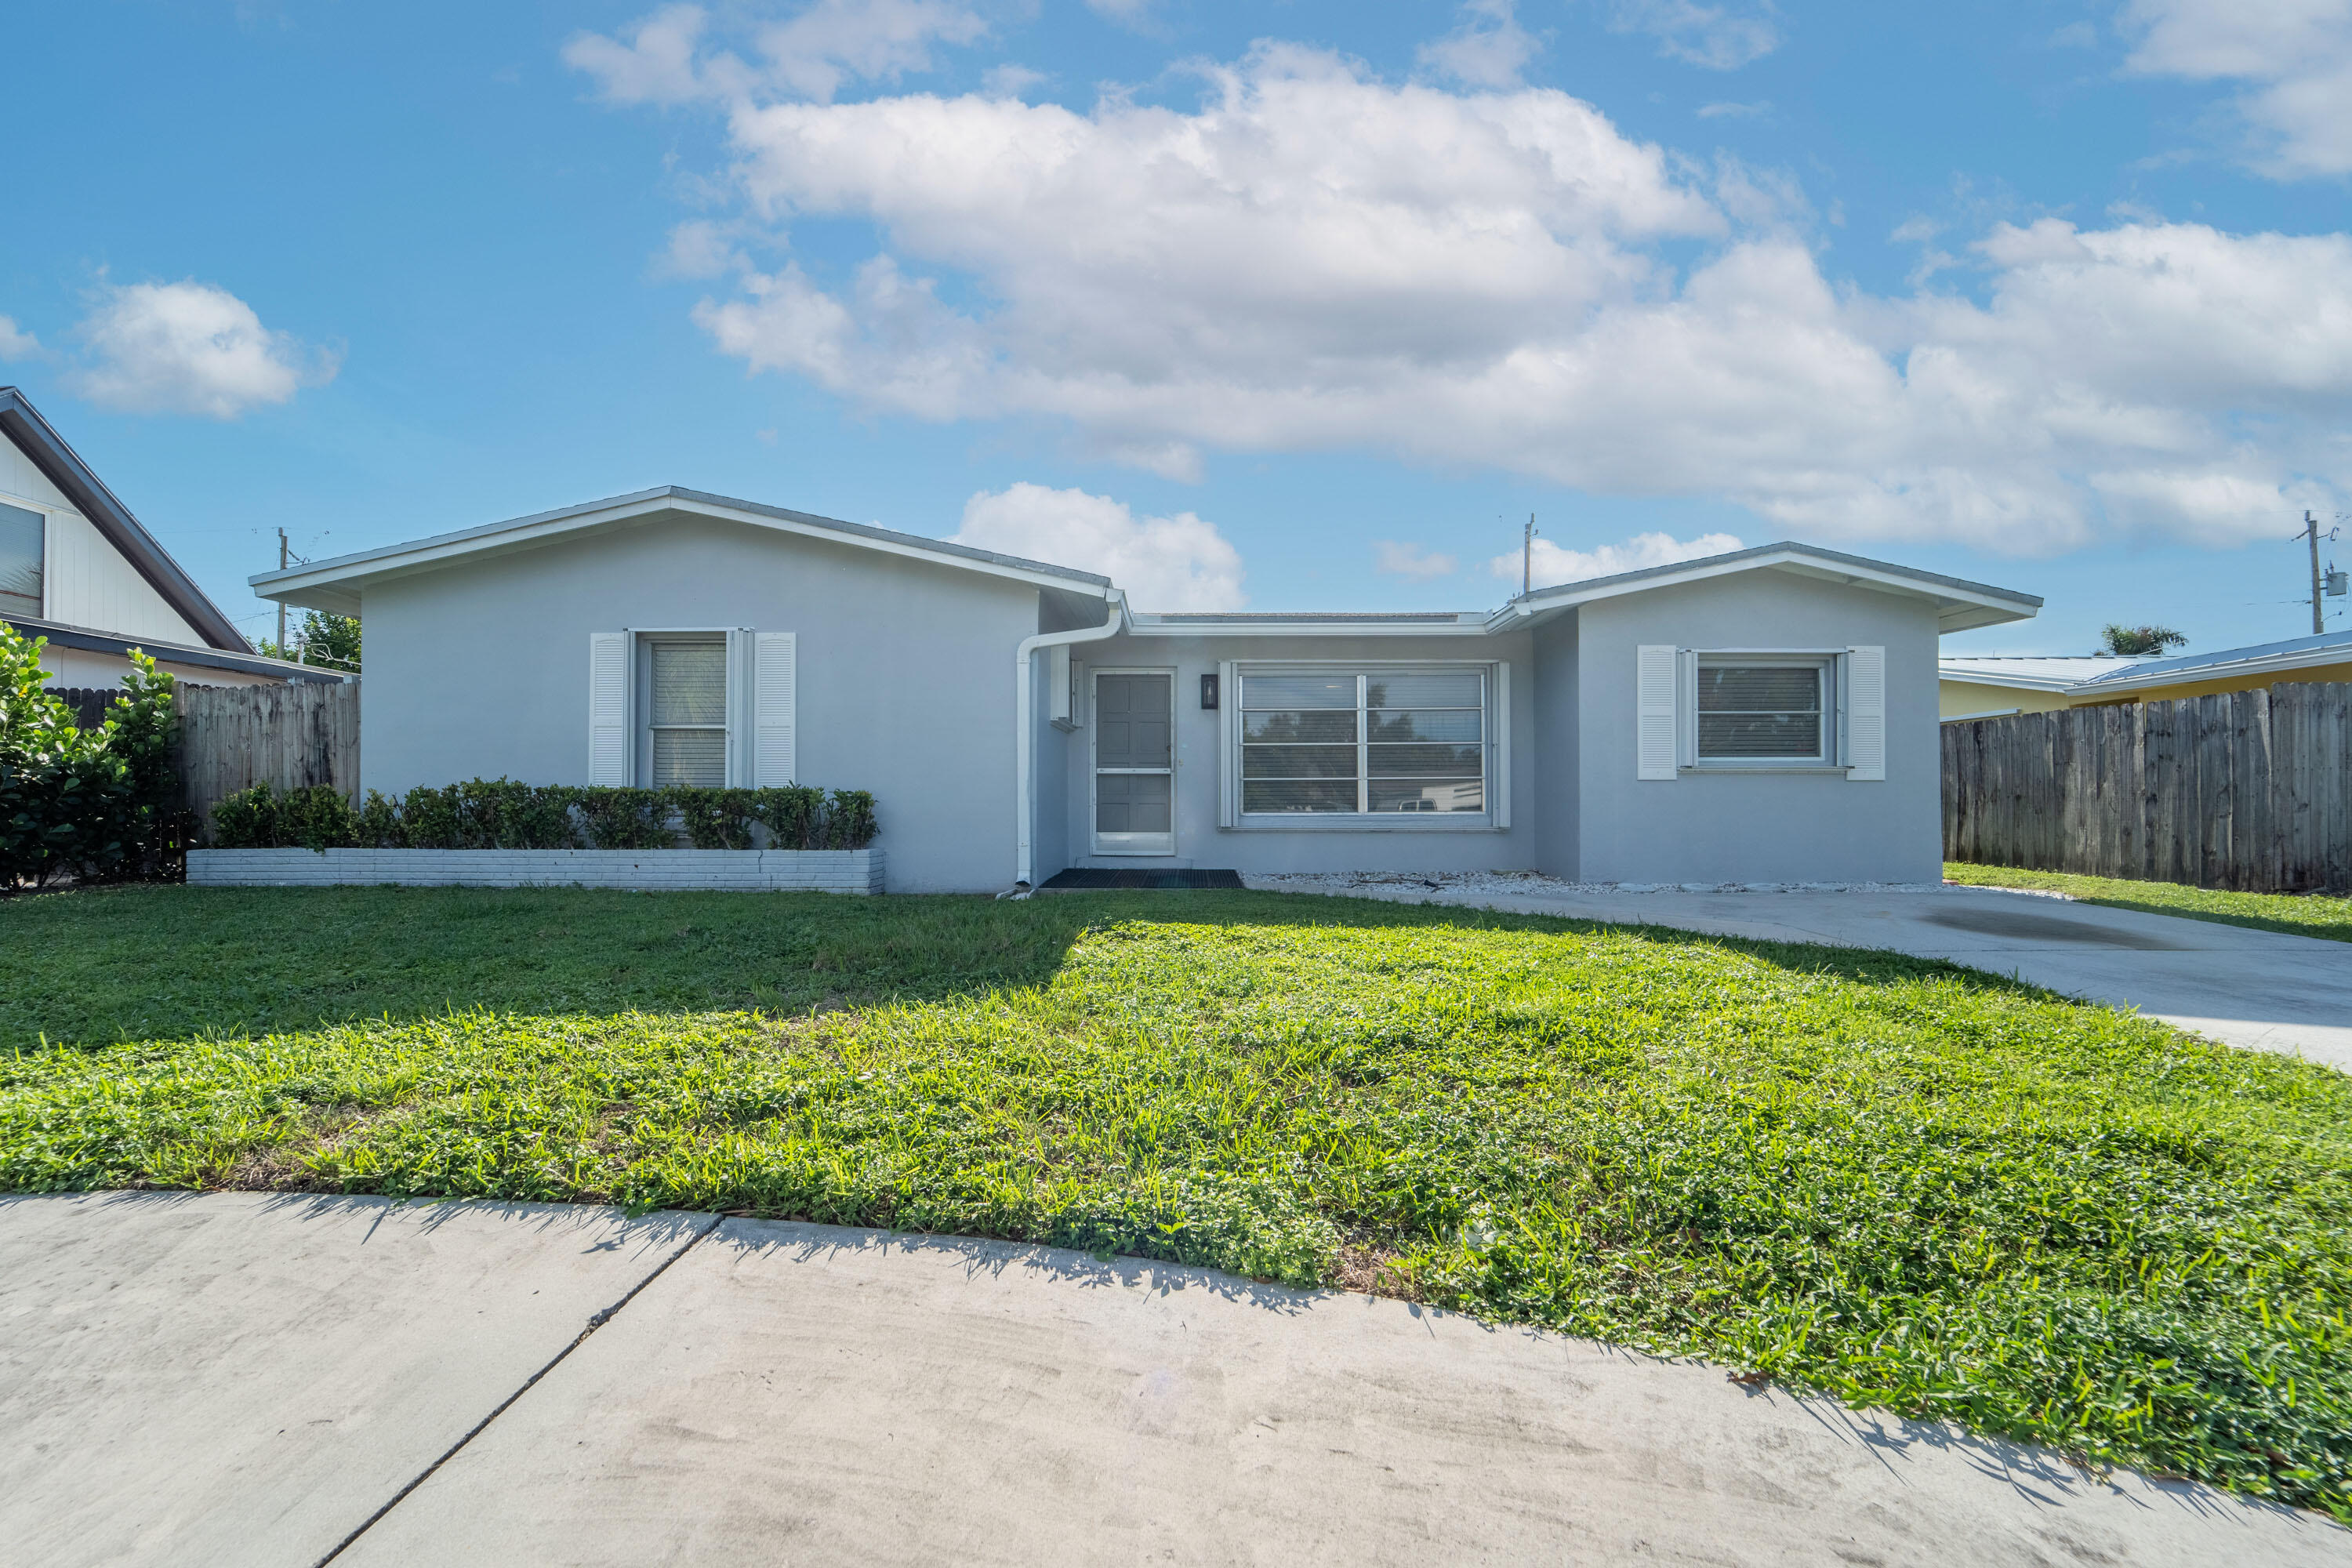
187,848 -> 884,893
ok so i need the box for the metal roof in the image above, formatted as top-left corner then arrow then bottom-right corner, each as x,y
6,614 -> 346,682
252,486 -> 1113,614
1494,540 -> 2041,634
2074,628 -> 2352,686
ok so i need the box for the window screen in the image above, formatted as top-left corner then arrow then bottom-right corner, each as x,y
1696,664 -> 1824,760
648,641 -> 727,786
1240,669 -> 1485,813
0,503 -> 42,618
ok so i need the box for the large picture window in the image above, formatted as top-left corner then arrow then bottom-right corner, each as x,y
1694,658 -> 1831,764
0,502 -> 42,619
1240,669 -> 1486,814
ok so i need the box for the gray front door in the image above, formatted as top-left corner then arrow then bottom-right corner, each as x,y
1092,670 -> 1174,855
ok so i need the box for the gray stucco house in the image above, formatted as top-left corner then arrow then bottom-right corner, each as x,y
252,488 -> 2042,892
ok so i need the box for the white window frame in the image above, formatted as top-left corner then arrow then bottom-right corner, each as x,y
626,627 -> 753,789
1682,649 -> 1844,771
1225,661 -> 1505,831
1090,664 -> 1178,858
0,499 -> 45,619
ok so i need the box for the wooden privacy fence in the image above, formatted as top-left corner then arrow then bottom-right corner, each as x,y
57,681 -> 360,836
1942,682 -> 2352,893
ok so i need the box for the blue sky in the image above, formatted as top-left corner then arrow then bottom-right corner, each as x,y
6,0 -> 2351,653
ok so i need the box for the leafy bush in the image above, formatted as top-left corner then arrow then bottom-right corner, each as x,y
209,782 -> 360,851
0,624 -> 185,888
208,778 -> 879,851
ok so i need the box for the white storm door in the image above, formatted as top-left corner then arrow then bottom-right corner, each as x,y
1091,669 -> 1175,856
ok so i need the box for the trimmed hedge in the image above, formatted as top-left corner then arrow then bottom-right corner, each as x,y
209,779 -> 878,852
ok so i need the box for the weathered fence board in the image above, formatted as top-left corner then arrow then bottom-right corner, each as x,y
60,681 -> 360,834
1942,683 -> 2352,892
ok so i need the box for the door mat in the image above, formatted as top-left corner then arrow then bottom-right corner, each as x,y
1038,868 -> 1247,891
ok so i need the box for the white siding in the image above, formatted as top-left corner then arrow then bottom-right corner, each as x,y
0,434 -> 74,512
2,424 -> 208,646
39,507 -> 206,645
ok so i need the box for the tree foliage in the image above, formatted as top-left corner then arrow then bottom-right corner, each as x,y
2099,623 -> 2188,656
259,611 -> 361,671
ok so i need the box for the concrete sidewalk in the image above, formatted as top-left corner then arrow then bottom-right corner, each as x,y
1249,877 -> 2352,1072
2,1193 -> 2341,1566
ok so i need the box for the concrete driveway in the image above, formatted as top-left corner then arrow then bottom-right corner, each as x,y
1248,877 -> 2352,1073
2,1192 -> 2341,1567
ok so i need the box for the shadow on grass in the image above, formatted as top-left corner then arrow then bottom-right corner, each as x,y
0,882 -> 2061,1053
2048,895 -> 2352,947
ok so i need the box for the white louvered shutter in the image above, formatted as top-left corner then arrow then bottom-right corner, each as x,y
588,633 -> 630,786
755,632 -> 797,786
1636,645 -> 1679,781
1846,644 -> 1886,781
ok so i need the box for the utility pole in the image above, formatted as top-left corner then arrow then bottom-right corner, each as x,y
1522,515 -> 1537,599
2301,512 -> 2327,635
276,528 -> 289,653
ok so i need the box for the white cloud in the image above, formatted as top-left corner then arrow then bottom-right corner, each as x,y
0,316 -> 39,361
982,62 -> 1047,99
1491,530 -> 1745,589
1083,0 -> 1155,26
1696,100 -> 1769,118
1374,540 -> 1460,580
70,281 -> 334,419
2120,0 -> 2352,176
565,0 -> 989,106
953,482 -> 1245,608
1419,0 -> 1542,89
589,29 -> 2352,555
657,218 -> 746,278
1609,0 -> 1780,71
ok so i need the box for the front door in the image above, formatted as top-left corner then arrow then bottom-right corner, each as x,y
1092,670 -> 1175,856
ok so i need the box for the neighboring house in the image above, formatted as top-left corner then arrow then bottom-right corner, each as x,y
252,488 -> 2041,892
1940,629 -> 2352,720
0,387 -> 339,689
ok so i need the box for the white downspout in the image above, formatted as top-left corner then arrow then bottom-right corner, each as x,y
1011,591 -> 1127,893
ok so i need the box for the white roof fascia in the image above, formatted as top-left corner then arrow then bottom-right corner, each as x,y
1125,612 -> 1492,638
2068,641 -> 2352,697
251,487 -> 1115,610
1490,544 -> 2039,634
1937,666 -> 2102,694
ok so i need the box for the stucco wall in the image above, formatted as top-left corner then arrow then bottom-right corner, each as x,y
358,517 -> 1043,893
1576,574 -> 1944,885
1050,630 -> 1539,877
1530,615 -> 1580,881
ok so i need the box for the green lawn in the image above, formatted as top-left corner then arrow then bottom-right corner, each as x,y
5,884 -> 2351,1519
1945,862 -> 2352,944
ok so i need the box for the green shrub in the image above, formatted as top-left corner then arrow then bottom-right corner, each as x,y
207,782 -> 358,850
0,626 -> 185,888
356,790 -> 403,848
208,777 -> 880,852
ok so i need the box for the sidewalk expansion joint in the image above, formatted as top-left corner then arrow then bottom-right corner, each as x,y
310,1210 -> 723,1567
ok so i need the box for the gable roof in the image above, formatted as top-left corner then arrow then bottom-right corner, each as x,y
1497,541 -> 2041,634
252,485 -> 1116,615
0,387 -> 252,652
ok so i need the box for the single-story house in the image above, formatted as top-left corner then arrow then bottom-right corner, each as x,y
252,487 -> 2042,892
0,387 -> 339,688
1940,628 -> 2352,720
